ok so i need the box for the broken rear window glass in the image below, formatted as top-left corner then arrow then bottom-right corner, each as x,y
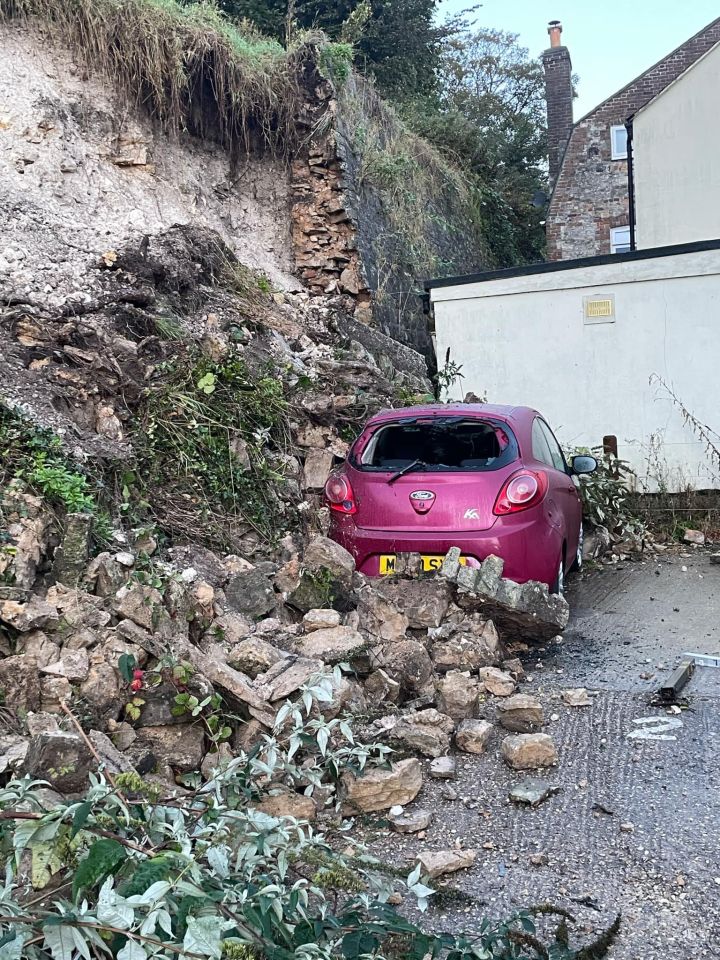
355,418 -> 518,472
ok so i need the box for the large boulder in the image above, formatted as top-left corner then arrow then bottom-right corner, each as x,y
342,758 -> 422,813
286,536 -> 355,613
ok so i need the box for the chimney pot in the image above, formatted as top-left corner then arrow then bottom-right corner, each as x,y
548,20 -> 563,48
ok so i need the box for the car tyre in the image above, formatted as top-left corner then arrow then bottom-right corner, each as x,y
569,524 -> 584,574
550,555 -> 565,596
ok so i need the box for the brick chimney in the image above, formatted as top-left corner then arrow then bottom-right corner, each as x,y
542,20 -> 573,188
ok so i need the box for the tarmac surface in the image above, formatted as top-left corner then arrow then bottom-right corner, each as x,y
363,550 -> 720,959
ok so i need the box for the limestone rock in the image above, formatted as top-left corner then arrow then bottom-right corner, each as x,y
0,655 -> 41,713
26,712 -> 61,736
429,756 -> 457,779
52,513 -> 92,586
303,535 -> 355,586
296,625 -> 366,663
321,676 -> 367,719
430,620 -> 499,672
364,668 -> 401,705
509,777 -> 559,807
84,552 -> 131,597
200,742 -> 234,780
206,611 -> 253,645
388,808 -> 433,833
302,608 -> 341,631
16,631 -> 60,667
22,732 -> 94,792
303,449 -> 334,492
225,569 -> 276,619
478,667 -> 516,697
227,637 -> 286,678
561,688 -> 592,707
436,670 -> 480,721
496,694 -> 544,733
40,676 -> 72,713
417,848 -> 477,879
254,656 -> 324,702
0,597 -> 58,632
41,649 -> 90,683
455,719 -> 493,754
379,639 -> 434,696
133,723 -> 206,773
257,790 -> 317,821
113,584 -> 164,632
342,758 -> 422,813
388,709 -> 455,758
501,733 -> 558,770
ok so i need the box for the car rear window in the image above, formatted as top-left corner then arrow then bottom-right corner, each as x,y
354,418 -> 518,472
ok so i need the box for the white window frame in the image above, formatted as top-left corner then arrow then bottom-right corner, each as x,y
610,225 -> 631,254
610,124 -> 628,160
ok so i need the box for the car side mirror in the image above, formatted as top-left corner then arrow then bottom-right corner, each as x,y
571,454 -> 598,475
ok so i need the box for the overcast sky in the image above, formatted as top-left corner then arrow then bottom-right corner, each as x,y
439,0 -> 720,117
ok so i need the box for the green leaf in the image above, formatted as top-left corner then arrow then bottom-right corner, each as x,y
71,801 -> 93,838
0,931 -> 26,960
117,941 -> 147,960
72,838 -> 127,901
118,654 -> 137,683
341,929 -> 379,958
183,916 -> 224,958
120,855 -> 172,898
42,926 -> 75,960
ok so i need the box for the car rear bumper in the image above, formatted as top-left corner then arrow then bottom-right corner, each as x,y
330,514 -> 562,586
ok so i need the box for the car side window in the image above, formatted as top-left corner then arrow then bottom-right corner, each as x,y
531,419 -> 555,467
538,420 -> 567,472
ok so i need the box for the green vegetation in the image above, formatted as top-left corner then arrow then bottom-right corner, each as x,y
0,0 -> 300,153
0,406 -> 96,513
129,350 -> 293,546
0,676 -> 618,959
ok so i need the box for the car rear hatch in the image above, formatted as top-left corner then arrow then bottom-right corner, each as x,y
348,415 -> 519,533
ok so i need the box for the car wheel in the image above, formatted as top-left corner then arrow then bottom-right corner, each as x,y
550,555 -> 565,596
570,524 -> 584,574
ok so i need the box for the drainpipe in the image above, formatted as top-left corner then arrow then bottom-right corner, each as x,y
626,117 -> 636,251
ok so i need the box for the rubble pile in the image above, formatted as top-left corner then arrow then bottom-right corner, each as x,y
0,492 -> 569,822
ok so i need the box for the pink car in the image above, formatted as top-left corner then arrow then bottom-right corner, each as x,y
325,404 -> 597,593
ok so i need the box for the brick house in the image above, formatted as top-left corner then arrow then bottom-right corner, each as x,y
543,18 -> 720,261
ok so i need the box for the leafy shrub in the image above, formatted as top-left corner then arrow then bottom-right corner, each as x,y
0,673 -> 614,959
573,448 -> 645,542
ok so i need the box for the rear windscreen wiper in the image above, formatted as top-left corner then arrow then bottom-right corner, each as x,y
387,459 -> 426,484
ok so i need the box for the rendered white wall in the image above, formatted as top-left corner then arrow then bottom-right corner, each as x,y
431,249 -> 720,492
634,42 -> 720,249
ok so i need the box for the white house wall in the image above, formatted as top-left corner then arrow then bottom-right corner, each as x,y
634,42 -> 720,249
430,249 -> 720,492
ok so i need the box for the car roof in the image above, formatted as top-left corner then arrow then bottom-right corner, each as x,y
366,403 -> 538,426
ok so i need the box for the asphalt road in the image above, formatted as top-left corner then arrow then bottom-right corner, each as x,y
363,550 -> 720,959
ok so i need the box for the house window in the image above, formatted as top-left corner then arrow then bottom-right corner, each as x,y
610,225 -> 631,254
610,125 -> 628,160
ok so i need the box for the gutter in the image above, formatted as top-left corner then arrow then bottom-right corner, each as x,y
626,116 -> 636,251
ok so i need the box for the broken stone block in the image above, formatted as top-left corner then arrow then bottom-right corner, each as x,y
509,777 -> 559,807
430,620 -> 499,672
83,552 -> 132,597
388,808 -> 433,833
364,668 -> 401,705
22,732 -> 94,792
206,611 -> 253,645
232,718 -> 265,753
41,649 -> 90,683
478,667 -> 516,697
26,711 -> 60,736
46,584 -> 111,631
227,637 -> 286,678
496,694 -> 544,733
455,719 -> 493,754
429,756 -> 456,779
342,758 -> 422,813
0,655 -> 41,713
133,723 -> 206,773
296,625 -> 367,664
200,742 -> 234,781
501,733 -> 558,770
225,569 -> 276,619
257,789 -> 317,821
0,735 -> 30,775
561,688 -> 592,707
254,656 -> 324,702
303,608 -> 342,631
88,729 -> 137,775
52,513 -> 92,586
113,584 -> 164,632
417,848 -> 477,879
303,449 -> 334,492
321,676 -> 367,719
436,670 -> 481,721
683,529 -> 705,545
16,631 -> 59,667
303,535 -> 355,586
378,639 -> 434,697
80,661 -> 124,722
387,709 -> 455,758
40,676 -> 72,713
0,597 -> 58,632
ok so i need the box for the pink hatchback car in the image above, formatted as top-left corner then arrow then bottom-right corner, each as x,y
325,404 -> 597,593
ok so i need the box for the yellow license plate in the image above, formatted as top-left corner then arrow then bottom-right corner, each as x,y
379,554 -> 468,575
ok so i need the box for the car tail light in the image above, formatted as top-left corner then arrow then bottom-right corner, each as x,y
324,473 -> 357,515
494,470 -> 548,515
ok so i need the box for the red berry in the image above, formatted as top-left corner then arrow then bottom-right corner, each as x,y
133,669 -> 144,679
130,679 -> 143,692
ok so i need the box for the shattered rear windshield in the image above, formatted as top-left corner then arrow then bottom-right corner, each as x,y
354,418 -> 518,472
